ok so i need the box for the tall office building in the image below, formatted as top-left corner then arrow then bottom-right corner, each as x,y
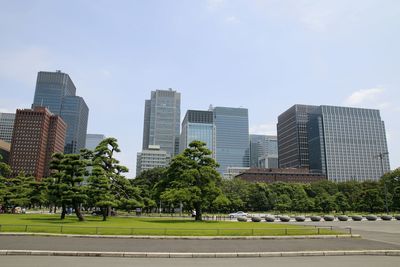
60,96 -> 89,154
86,134 -> 106,150
212,107 -> 249,175
180,110 -> 216,157
277,104 -> 318,168
9,107 -> 66,180
142,89 -> 181,156
308,106 -> 390,182
32,71 -> 89,154
250,134 -> 278,168
136,145 -> 171,176
0,112 -> 16,143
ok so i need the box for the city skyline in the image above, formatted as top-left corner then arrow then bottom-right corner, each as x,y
1,1 -> 399,177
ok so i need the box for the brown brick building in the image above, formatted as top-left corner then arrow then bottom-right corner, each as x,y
236,168 -> 326,184
9,107 -> 66,180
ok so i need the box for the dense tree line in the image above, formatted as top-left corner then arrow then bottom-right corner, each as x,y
1,139 -> 400,221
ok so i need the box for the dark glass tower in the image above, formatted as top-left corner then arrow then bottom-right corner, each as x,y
32,71 -> 89,154
277,104 -> 318,168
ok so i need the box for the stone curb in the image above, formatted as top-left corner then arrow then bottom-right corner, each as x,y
0,232 -> 360,240
1,250 -> 400,258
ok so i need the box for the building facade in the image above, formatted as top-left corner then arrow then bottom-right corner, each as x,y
0,112 -> 16,143
180,110 -> 216,157
236,168 -> 326,184
212,106 -> 250,175
308,105 -> 390,182
277,104 -> 318,168
60,96 -> 89,154
250,134 -> 278,168
85,134 -> 106,150
142,89 -> 181,156
9,107 -> 66,180
32,71 -> 88,154
136,145 -> 171,176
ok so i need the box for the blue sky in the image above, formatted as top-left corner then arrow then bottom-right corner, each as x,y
0,0 -> 399,177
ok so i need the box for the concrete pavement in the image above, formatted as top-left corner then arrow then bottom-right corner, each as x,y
0,235 -> 399,253
1,256 -> 400,267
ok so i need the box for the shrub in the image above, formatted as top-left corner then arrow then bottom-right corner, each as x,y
279,215 -> 291,222
251,216 -> 261,222
366,215 -> 377,221
381,215 -> 392,221
295,216 -> 305,222
338,215 -> 348,221
265,216 -> 275,222
323,215 -> 335,221
351,215 -> 363,221
310,216 -> 321,222
237,217 -> 247,222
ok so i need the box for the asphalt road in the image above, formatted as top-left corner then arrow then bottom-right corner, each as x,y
0,235 -> 399,252
0,219 -> 399,253
1,256 -> 400,267
286,220 -> 400,245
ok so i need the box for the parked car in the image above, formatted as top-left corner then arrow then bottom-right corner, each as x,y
229,211 -> 248,218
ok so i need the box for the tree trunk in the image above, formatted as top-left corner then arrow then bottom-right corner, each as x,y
73,202 -> 85,221
195,202 -> 202,221
102,207 -> 107,221
61,204 -> 66,220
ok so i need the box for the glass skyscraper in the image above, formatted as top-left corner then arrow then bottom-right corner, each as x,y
180,110 -> 216,158
308,105 -> 390,182
60,96 -> 89,154
0,112 -> 16,143
32,71 -> 89,154
250,134 -> 278,168
277,104 -> 318,168
213,106 -> 249,175
142,89 -> 181,156
86,134 -> 106,150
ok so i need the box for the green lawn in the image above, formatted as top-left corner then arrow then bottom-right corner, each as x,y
0,214 -> 341,236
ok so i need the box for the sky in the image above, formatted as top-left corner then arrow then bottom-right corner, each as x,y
0,0 -> 399,177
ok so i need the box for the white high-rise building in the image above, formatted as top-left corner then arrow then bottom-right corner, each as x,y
136,145 -> 171,176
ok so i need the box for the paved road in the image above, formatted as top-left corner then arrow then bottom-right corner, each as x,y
286,220 -> 400,245
1,256 -> 400,267
0,235 -> 399,252
1,220 -> 399,253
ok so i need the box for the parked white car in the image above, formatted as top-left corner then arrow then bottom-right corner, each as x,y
229,211 -> 248,218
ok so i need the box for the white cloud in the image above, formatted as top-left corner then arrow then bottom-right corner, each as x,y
249,123 -> 276,135
344,87 -> 385,106
0,46 -> 53,85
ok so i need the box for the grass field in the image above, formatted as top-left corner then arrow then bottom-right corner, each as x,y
0,214 -> 341,236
